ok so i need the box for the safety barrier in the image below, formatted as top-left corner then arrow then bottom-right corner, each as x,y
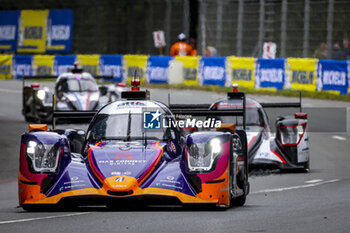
0,54 -> 349,95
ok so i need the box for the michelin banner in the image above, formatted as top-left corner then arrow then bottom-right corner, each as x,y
2,53 -> 350,95
0,55 -> 13,79
123,55 -> 149,83
0,9 -> 73,53
146,56 -> 173,84
227,57 -> 256,89
17,10 -> 49,53
99,55 -> 123,82
175,56 -> 199,86
316,60 -> 348,95
54,55 -> 76,76
13,55 -> 32,79
287,58 -> 317,91
33,55 -> 54,76
46,9 -> 73,53
199,57 -> 226,86
256,58 -> 285,90
0,11 -> 20,52
76,55 -> 100,76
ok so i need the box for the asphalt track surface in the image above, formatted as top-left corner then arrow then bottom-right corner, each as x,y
0,80 -> 350,233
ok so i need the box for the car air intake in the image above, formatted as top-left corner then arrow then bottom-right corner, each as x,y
107,190 -> 133,196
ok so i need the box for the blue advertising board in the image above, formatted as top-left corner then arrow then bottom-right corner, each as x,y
99,55 -> 123,82
46,9 -> 73,53
0,11 -> 20,52
317,60 -> 348,95
53,55 -> 76,75
146,56 -> 173,83
199,57 -> 226,86
13,55 -> 33,79
256,58 -> 285,90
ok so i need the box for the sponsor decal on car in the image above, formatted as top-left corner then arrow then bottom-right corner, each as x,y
115,153 -> 132,160
98,159 -> 146,166
115,177 -> 125,182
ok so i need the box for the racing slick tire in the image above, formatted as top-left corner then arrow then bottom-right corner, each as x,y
231,174 -> 247,207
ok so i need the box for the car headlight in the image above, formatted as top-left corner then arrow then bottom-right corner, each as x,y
279,125 -> 305,145
36,90 -> 46,100
26,140 -> 61,173
187,138 -> 222,172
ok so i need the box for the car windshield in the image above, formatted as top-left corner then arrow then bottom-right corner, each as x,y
63,79 -> 98,92
88,113 -> 169,141
219,107 -> 261,126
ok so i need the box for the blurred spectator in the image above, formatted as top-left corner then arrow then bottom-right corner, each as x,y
342,39 -> 350,60
169,33 -> 192,56
332,42 -> 343,60
313,42 -> 328,59
205,46 -> 217,57
189,38 -> 197,56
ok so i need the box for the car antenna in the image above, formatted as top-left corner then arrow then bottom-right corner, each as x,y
299,91 -> 302,112
143,131 -> 147,147
126,110 -> 131,141
144,105 -> 148,147
52,94 -> 56,130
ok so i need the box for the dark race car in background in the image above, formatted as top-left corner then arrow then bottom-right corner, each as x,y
22,65 -> 127,123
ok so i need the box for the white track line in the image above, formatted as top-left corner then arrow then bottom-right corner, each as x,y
304,179 -> 323,184
0,88 -> 21,94
0,212 -> 91,225
252,179 -> 340,194
332,136 -> 346,141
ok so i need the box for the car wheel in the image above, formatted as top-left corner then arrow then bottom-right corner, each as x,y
303,161 -> 310,173
231,170 -> 247,206
232,191 -> 246,206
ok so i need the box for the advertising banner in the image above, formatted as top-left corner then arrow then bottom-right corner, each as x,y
199,57 -> 226,86
146,56 -> 173,84
123,55 -> 149,83
227,57 -> 256,89
33,55 -> 54,76
46,9 -> 73,53
287,58 -> 317,91
256,58 -> 285,90
17,10 -> 49,53
316,60 -> 348,95
0,55 -> 13,79
53,55 -> 76,76
0,11 -> 20,52
175,56 -> 199,86
13,55 -> 32,79
76,55 -> 100,76
99,55 -> 123,82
